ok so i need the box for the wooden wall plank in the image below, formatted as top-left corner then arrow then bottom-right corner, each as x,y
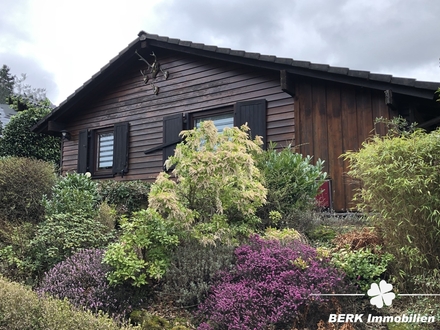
297,80 -> 313,157
326,83 -> 345,211
341,85 -> 359,210
312,81 -> 329,174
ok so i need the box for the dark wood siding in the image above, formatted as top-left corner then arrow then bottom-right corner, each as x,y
61,50 -> 294,180
296,79 -> 395,211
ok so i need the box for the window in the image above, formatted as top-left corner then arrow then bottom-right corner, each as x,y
78,122 -> 129,178
95,129 -> 114,174
194,112 -> 234,133
144,99 -> 267,165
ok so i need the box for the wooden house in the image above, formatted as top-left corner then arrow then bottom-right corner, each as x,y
33,31 -> 440,211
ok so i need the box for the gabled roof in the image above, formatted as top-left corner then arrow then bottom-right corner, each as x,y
33,31 -> 440,133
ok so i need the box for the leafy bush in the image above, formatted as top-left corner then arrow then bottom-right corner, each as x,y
30,212 -> 115,277
263,227 -> 305,243
43,172 -> 101,217
104,209 -> 179,286
307,224 -> 337,243
0,222 -> 37,284
0,276 -> 136,330
331,247 -> 394,291
401,269 -> 440,326
343,126 -> 440,288
38,249 -> 144,318
197,235 -> 346,330
256,143 -> 326,227
0,98 -> 60,164
98,180 -> 151,217
159,239 -> 234,307
0,157 -> 56,224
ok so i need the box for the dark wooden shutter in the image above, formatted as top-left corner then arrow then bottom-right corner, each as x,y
77,129 -> 88,173
163,114 -> 184,164
234,99 -> 267,149
112,122 -> 129,176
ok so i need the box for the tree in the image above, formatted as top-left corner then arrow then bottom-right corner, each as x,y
0,72 -> 59,164
0,65 -> 15,103
0,97 -> 60,164
8,73 -> 48,111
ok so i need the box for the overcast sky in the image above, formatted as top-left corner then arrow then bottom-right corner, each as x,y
1,0 -> 440,106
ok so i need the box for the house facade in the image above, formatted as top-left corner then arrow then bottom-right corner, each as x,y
33,31 -> 440,211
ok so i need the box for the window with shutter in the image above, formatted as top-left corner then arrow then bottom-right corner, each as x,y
144,99 -> 267,165
77,122 -> 129,178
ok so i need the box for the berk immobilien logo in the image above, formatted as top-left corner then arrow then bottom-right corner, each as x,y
311,280 -> 439,324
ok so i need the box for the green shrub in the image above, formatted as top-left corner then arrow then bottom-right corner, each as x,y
0,157 -> 56,224
0,98 -> 60,164
0,222 -> 37,284
98,180 -> 151,217
43,172 -> 101,217
0,276 -> 136,330
256,143 -> 326,228
343,126 -> 440,288
104,209 -> 179,286
331,247 -> 394,291
159,238 -> 234,307
30,212 -> 115,276
263,227 -> 305,243
307,224 -> 337,243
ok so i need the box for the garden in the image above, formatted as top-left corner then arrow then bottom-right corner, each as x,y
0,118 -> 440,330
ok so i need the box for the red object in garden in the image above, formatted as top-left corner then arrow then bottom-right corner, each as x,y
316,180 -> 332,209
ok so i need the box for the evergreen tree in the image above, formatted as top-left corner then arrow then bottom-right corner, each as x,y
0,65 -> 15,103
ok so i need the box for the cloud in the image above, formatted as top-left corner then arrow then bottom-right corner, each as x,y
2,0 -> 440,105
151,0 -> 440,80
0,0 -> 59,102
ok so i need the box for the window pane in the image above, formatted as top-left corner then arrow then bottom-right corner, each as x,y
195,113 -> 234,133
98,132 -> 113,169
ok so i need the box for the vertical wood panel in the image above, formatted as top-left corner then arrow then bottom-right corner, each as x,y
356,88 -> 374,143
371,90 -> 390,136
341,85 -> 358,210
312,82 -> 329,174
298,81 -> 314,157
326,83 -> 345,211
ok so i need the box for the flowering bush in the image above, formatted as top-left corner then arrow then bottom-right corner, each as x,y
197,235 -> 346,330
38,249 -> 143,318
